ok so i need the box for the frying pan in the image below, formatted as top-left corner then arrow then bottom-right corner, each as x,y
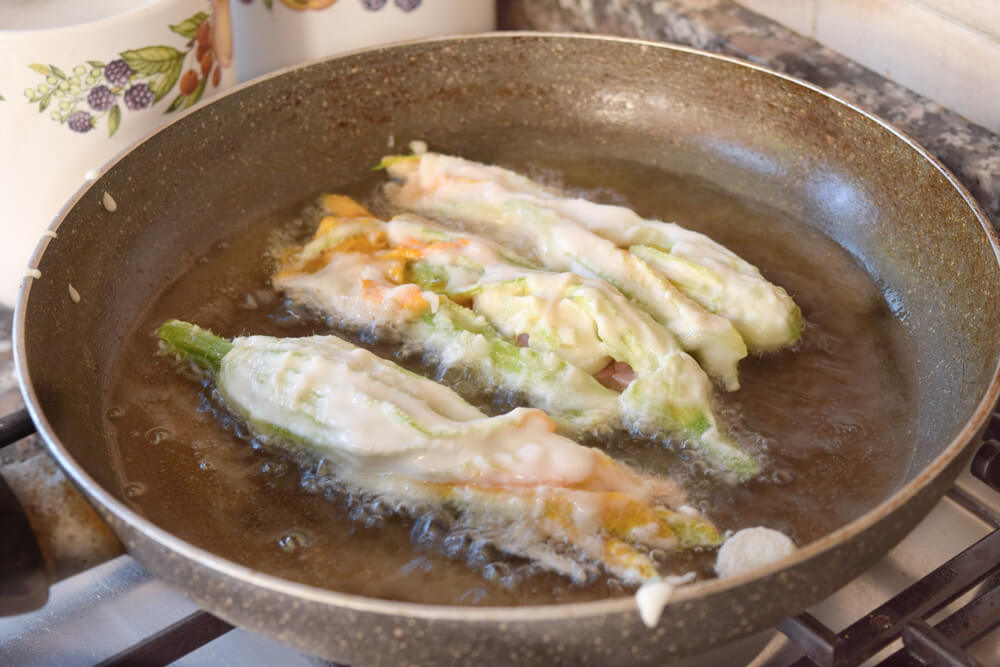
11,34 -> 1000,665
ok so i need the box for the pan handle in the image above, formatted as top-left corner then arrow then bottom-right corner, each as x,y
0,408 -> 48,615
0,408 -> 125,616
0,408 -> 36,445
971,439 -> 1000,492
0,467 -> 48,614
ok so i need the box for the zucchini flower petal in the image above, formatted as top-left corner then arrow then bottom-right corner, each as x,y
157,319 -> 722,584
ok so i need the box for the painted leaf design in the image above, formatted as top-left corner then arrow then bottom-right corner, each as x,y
264,0 -> 274,8
152,61 -> 183,104
87,60 -> 107,69
183,75 -> 208,109
29,63 -> 50,76
169,11 -> 209,39
49,65 -> 67,79
38,93 -> 52,112
0,93 -> 5,102
120,47 -> 186,75
108,105 -> 122,137
165,94 -> 186,113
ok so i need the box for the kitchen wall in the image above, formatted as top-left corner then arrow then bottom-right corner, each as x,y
734,0 -> 1000,134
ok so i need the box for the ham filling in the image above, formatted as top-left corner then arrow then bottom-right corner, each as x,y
595,360 -> 637,391
513,332 -> 635,391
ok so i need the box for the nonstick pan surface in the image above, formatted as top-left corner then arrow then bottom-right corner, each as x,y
15,34 -> 1000,665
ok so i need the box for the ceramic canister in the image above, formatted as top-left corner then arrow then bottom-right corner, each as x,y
229,0 -> 497,83
0,0 -> 239,307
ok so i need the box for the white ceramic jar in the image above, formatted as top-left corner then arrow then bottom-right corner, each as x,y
0,0 -> 239,307
230,0 -> 496,82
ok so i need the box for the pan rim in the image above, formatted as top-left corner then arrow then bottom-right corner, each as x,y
14,31 -> 1000,624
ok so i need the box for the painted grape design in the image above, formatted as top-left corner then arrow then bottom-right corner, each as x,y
242,0 -> 423,12
23,10 -> 228,137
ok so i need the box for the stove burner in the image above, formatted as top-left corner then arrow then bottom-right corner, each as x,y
2,409 -> 999,666
778,410 -> 1000,667
97,610 -> 233,667
0,408 -> 33,446
972,441 -> 1000,492
780,526 -> 1000,666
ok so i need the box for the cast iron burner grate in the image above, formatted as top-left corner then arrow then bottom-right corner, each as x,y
2,407 -> 999,667
780,414 -> 1000,667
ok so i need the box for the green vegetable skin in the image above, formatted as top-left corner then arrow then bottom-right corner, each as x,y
277,208 -> 759,479
386,178 -> 747,389
382,152 -> 802,376
273,243 -> 620,434
411,299 -> 621,432
156,319 -> 722,584
505,192 -> 804,352
455,273 -> 759,480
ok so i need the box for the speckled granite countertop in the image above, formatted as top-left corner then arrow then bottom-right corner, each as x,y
499,0 -> 1000,226
1,0 -> 997,567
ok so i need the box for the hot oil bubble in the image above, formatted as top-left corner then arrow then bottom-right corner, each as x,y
482,562 -> 512,582
400,556 -> 434,575
268,304 -> 305,328
300,477 -> 322,494
348,505 -> 366,523
580,567 -> 602,587
124,482 -> 147,498
239,292 -> 259,310
261,461 -> 288,477
358,325 -> 382,346
771,469 -> 795,485
314,458 -> 335,477
278,530 -> 311,553
465,538 -> 499,570
442,533 -> 467,559
409,513 -> 447,549
362,498 -> 390,529
232,421 -> 252,441
457,587 -> 487,604
144,427 -> 172,444
368,498 -> 388,517
344,493 -> 389,528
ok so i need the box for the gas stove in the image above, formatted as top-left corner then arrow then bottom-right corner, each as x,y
1,298 -> 998,665
0,440 -> 997,667
3,1 -> 1000,662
